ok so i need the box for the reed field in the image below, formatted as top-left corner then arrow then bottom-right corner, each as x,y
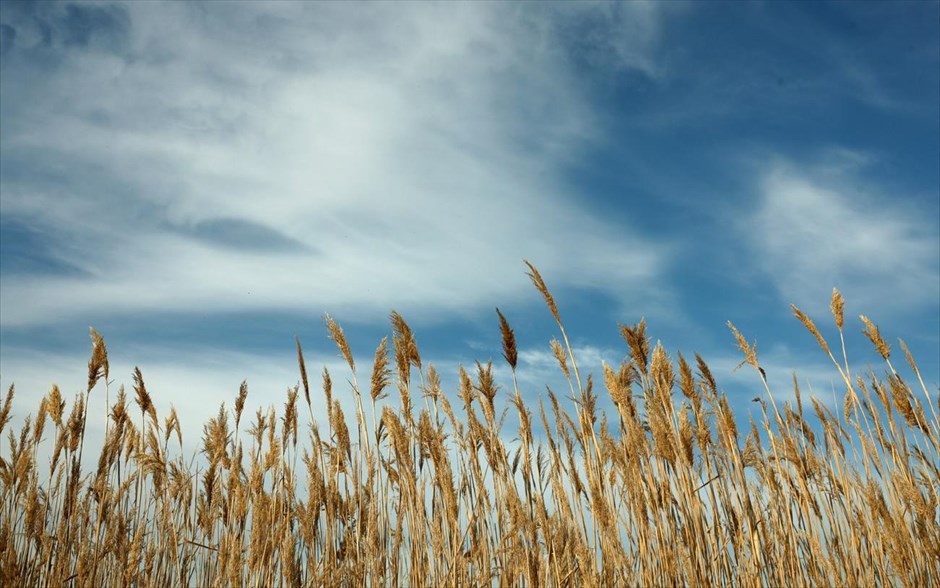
1,262 -> 938,587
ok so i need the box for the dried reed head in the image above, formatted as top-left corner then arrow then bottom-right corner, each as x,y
677,407 -> 694,466
33,397 -> 48,444
496,308 -> 518,370
132,367 -> 157,423
381,406 -> 410,470
860,315 -> 891,360
475,361 -> 498,422
677,353 -> 697,403
791,305 -> 831,356
322,367 -> 333,411
457,365 -> 473,409
650,342 -> 674,404
332,400 -> 350,467
88,327 -> 109,392
423,363 -> 443,403
165,404 -> 182,447
830,288 -> 845,330
295,337 -> 310,409
727,321 -> 759,372
283,385 -> 299,448
695,354 -> 717,400
234,380 -> 248,429
550,338 -> 569,380
620,320 -> 650,375
390,311 -> 421,371
202,404 -> 231,469
325,314 -> 355,372
524,260 -> 561,325
888,374 -> 926,432
602,361 -> 628,408
370,337 -> 391,402
66,394 -> 85,452
47,384 -> 64,428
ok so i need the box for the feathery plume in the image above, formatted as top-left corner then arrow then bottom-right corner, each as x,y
860,315 -> 891,360
496,308 -> 518,370
88,327 -> 109,392
524,260 -> 561,325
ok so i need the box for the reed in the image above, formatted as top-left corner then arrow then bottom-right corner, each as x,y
1,264 -> 937,587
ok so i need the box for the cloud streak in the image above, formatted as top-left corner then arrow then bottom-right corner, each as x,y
1,2 -> 672,328
747,157 -> 939,316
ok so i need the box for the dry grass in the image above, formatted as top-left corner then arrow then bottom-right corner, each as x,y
1,264 -> 938,587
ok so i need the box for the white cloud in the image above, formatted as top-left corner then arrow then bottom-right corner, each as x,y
748,158 -> 939,316
0,2 -> 673,328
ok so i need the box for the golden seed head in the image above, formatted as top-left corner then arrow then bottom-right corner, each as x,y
620,320 -> 650,375
496,307 -> 518,370
295,337 -> 310,408
830,288 -> 845,330
860,315 -> 891,360
88,327 -> 109,392
370,337 -> 391,402
132,367 -> 156,423
324,314 -> 355,372
322,366 -> 333,409
390,311 -> 421,370
524,260 -> 561,325
550,338 -> 570,380
728,321 -> 759,371
791,305 -> 831,356
234,380 -> 248,426
47,384 -> 64,427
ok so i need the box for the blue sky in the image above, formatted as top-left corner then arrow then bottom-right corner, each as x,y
1,1 -> 938,454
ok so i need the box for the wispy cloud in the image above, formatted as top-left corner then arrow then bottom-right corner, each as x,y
746,156 -> 939,316
0,2 -> 673,328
